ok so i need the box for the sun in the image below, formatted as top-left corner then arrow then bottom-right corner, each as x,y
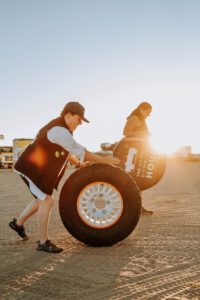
149,135 -> 180,156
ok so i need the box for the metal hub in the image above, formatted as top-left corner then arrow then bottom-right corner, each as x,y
77,182 -> 123,229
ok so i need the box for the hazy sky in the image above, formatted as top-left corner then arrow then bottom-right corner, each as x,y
1,0 -> 200,153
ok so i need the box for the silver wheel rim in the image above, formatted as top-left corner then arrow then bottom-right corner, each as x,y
77,181 -> 123,229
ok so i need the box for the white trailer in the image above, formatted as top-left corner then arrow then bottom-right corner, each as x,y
0,146 -> 13,168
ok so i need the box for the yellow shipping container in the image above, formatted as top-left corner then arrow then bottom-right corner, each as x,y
13,138 -> 33,164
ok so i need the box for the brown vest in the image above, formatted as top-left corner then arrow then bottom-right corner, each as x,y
15,117 -> 69,195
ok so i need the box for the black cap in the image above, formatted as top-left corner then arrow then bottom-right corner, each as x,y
60,102 -> 89,123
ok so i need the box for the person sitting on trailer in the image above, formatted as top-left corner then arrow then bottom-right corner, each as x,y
123,101 -> 153,215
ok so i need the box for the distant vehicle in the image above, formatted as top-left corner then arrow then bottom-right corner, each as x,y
13,138 -> 33,164
0,139 -> 34,168
0,146 -> 13,169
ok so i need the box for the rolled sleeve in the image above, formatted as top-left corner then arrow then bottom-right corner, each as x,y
47,126 -> 86,161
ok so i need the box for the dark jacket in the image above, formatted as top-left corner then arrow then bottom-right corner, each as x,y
15,117 -> 69,195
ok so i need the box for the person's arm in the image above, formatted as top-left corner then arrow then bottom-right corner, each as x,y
67,153 -> 83,167
47,126 -> 119,166
84,150 -> 120,166
47,126 -> 86,161
123,115 -> 141,136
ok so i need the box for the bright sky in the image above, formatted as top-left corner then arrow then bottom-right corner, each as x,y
1,0 -> 200,154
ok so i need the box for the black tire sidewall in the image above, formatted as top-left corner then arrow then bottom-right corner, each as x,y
59,164 -> 141,246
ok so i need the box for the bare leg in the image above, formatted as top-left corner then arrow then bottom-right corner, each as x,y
141,191 -> 153,215
17,199 -> 40,226
36,195 -> 54,244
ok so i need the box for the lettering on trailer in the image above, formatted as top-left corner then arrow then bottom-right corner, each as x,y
125,147 -> 138,172
124,146 -> 157,179
135,150 -> 157,179
145,155 -> 156,179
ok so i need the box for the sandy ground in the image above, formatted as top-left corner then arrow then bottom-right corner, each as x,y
0,161 -> 200,300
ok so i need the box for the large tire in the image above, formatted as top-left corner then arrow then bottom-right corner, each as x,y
59,163 -> 141,247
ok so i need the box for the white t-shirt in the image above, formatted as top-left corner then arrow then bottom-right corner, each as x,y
47,126 -> 86,161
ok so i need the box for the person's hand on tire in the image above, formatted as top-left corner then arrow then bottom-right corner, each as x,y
103,155 -> 120,166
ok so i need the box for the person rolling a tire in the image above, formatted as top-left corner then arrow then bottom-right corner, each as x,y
9,101 -> 119,253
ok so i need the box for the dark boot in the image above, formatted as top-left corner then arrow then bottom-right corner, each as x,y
37,240 -> 63,253
9,218 -> 28,240
141,206 -> 153,215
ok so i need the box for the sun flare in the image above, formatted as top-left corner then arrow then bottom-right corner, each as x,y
150,136 -> 180,156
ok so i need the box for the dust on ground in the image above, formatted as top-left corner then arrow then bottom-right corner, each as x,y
0,161 -> 200,300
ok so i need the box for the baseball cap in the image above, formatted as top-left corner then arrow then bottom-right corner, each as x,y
60,101 -> 89,123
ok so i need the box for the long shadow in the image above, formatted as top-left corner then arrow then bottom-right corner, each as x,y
0,215 -> 154,300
